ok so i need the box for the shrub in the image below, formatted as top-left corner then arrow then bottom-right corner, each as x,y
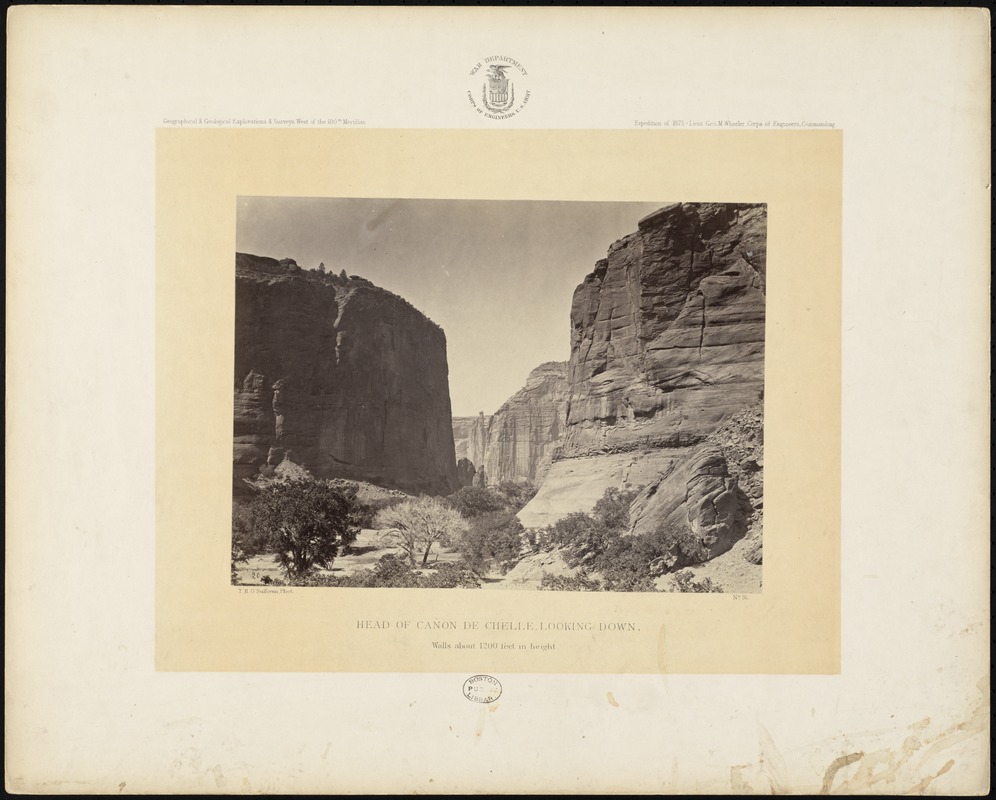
349,494 -> 405,529
670,570 -> 722,593
446,481 -> 538,519
300,554 -> 480,589
446,486 -> 508,519
549,512 -> 615,568
419,562 -> 482,589
492,480 -> 538,513
591,487 -> 640,531
595,533 -> 671,591
546,486 -> 641,568
458,511 -> 524,573
538,572 -> 603,592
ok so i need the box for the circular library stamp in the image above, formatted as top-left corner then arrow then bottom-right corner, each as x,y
462,674 -> 502,703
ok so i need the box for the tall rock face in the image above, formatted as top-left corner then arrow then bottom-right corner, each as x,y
482,362 -> 568,485
519,203 -> 765,570
562,202 -> 766,456
452,413 -> 490,470
451,362 -> 569,486
233,253 -> 458,494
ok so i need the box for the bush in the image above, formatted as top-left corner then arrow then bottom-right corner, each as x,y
539,572 -> 603,592
492,480 -> 538,513
546,487 -> 641,569
446,486 -> 508,519
596,533 -> 671,591
419,562 -> 482,589
549,512 -> 615,568
349,494 -> 405,529
591,487 -> 639,531
458,511 -> 524,574
446,481 -> 538,519
299,554 -> 480,589
670,570 -> 721,593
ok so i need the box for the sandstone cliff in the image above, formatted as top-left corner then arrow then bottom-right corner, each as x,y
519,203 -> 765,571
233,253 -> 457,494
451,362 -> 568,486
562,202 -> 766,456
452,413 -> 490,473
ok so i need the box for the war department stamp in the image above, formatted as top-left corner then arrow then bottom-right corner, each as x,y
467,56 -> 530,119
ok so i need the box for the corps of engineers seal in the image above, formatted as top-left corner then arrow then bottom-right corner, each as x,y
467,56 -> 530,120
462,674 -> 502,704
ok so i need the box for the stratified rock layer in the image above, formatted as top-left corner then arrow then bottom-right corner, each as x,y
562,202 -> 766,456
520,203 -> 765,570
452,362 -> 568,486
233,253 -> 457,494
482,362 -> 568,485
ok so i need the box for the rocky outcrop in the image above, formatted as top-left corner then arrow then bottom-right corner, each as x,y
455,457 -> 477,488
629,445 -> 752,569
519,203 -> 765,570
452,362 -> 569,486
233,253 -> 457,494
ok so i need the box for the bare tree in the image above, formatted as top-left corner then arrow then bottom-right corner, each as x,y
375,496 -> 468,567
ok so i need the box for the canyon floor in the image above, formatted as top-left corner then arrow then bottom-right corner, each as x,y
235,527 -> 761,592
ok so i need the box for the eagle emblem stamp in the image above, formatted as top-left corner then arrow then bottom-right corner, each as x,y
467,57 -> 530,120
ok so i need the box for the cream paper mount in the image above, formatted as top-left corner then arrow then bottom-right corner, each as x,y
156,128 -> 841,674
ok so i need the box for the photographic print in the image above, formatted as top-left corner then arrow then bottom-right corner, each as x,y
232,198 -> 766,592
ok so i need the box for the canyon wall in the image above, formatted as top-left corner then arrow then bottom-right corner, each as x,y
233,253 -> 457,495
519,203 -> 765,565
451,362 -> 568,487
452,413 -> 490,475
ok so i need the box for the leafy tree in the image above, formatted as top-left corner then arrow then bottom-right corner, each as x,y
375,495 -> 468,567
546,486 -> 640,568
446,486 -> 507,519
591,486 -> 640,531
492,480 -> 538,513
549,512 -> 615,568
596,532 -> 670,591
458,511 -> 524,573
232,500 -> 269,584
349,494 -> 405,529
233,479 -> 360,580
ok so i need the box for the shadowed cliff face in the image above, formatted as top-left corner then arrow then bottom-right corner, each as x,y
452,362 -> 568,486
520,203 -> 765,569
233,253 -> 457,494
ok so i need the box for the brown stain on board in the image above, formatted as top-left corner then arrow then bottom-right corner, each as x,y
607,692 -> 619,708
907,759 -> 956,794
819,752 -> 864,793
758,724 -> 790,794
730,764 -> 753,793
816,676 -> 987,795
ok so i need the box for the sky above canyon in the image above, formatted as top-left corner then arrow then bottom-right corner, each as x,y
236,197 -> 664,416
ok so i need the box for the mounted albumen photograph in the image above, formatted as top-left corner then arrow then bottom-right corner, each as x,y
232,198 -> 766,592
